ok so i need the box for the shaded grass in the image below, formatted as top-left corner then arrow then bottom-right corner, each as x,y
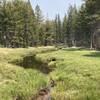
84,51 -> 100,57
11,54 -> 53,74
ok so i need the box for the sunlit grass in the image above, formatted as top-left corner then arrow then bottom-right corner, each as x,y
0,47 -> 56,100
0,47 -> 100,100
36,48 -> 100,100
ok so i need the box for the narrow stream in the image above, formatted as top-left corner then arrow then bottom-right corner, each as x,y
10,54 -> 56,74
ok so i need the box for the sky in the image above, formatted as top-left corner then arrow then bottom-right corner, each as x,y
30,0 -> 84,20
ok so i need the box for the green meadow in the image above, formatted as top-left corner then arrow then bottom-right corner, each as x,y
0,47 -> 100,100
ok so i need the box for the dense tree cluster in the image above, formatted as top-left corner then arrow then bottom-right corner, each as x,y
55,0 -> 100,48
0,0 -> 99,49
0,0 -> 36,47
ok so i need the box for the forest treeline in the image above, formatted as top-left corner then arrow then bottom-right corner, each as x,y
0,0 -> 100,48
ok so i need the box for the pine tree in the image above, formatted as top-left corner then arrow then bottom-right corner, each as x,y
66,5 -> 74,46
62,14 -> 67,45
35,5 -> 43,45
75,5 -> 90,47
54,14 -> 62,44
84,0 -> 100,49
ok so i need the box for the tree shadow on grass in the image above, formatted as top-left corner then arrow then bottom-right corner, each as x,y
84,52 -> 100,58
62,47 -> 87,51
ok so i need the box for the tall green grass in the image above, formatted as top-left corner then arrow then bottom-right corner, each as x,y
0,46 -> 56,100
36,48 -> 100,100
0,47 -> 100,100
